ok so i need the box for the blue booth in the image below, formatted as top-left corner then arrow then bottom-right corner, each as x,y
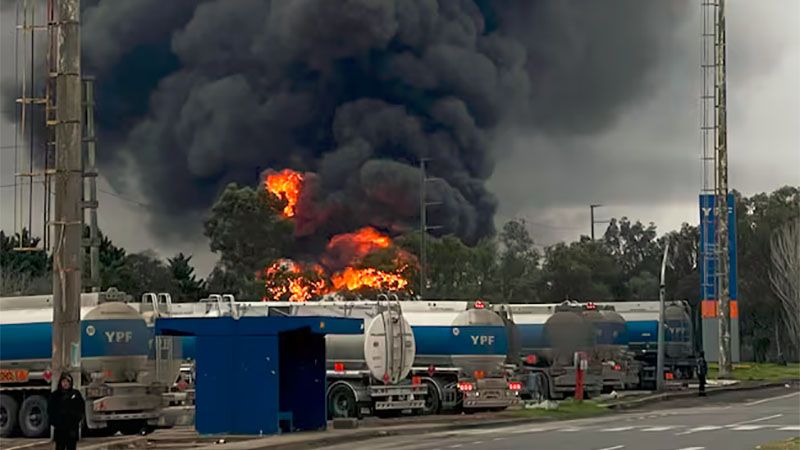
155,315 -> 363,435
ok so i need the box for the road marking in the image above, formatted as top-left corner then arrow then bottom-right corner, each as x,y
675,447 -> 705,450
602,426 -> 636,432
676,425 -> 722,435
596,446 -> 625,450
731,425 -> 767,431
745,391 -> 799,406
778,426 -> 800,431
448,445 -> 462,449
492,437 -> 505,441
641,425 -> 677,431
726,413 -> 783,427
471,441 -> 483,445
510,427 -> 548,433
557,427 -> 582,432
4,441 -> 50,450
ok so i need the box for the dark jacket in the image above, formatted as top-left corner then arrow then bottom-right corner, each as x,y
697,357 -> 708,377
48,374 -> 85,432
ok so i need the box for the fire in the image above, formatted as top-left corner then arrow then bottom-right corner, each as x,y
261,169 -> 412,300
263,259 -> 328,302
265,169 -> 304,217
331,267 -> 409,292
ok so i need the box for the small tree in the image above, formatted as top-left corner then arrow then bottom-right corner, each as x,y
769,218 -> 800,360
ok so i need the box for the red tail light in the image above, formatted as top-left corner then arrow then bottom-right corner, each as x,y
508,381 -> 522,391
457,381 -> 474,392
333,362 -> 345,372
43,370 -> 52,382
473,370 -> 485,380
473,300 -> 486,309
427,365 -> 436,376
411,376 -> 421,385
613,364 -> 622,371
665,372 -> 674,380
525,354 -> 538,365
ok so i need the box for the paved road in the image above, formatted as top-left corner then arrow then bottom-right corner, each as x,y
322,391 -> 800,450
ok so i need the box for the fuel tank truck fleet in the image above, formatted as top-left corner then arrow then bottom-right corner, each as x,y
0,290 -> 166,437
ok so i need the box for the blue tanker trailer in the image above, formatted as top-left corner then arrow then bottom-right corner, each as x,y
0,298 -> 165,437
400,300 -> 520,414
597,300 -> 696,386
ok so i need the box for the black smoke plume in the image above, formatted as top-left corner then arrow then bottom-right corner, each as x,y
2,0 -> 689,245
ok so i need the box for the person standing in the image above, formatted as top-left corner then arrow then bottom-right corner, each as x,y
48,373 -> 85,450
697,351 -> 708,397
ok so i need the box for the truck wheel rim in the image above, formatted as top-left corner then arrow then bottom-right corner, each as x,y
332,392 -> 350,416
28,406 -> 43,427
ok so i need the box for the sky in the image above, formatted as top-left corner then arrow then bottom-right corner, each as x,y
0,1 -> 798,276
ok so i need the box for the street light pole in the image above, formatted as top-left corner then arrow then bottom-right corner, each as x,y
657,239 -> 671,391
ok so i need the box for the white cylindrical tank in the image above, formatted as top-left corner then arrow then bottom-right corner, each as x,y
262,301 -> 415,384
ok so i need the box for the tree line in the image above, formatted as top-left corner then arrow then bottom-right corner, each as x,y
1,185 -> 797,362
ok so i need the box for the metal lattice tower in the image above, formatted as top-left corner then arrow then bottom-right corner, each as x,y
418,159 -> 443,299
13,0 -> 52,252
701,0 -> 732,376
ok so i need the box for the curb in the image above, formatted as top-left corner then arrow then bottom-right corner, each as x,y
604,379 -> 798,410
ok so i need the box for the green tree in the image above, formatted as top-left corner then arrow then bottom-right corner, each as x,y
0,229 -> 51,295
113,251 -> 177,300
496,219 -> 541,302
204,183 -> 294,299
734,186 -> 800,361
539,237 -> 623,301
168,253 -> 206,302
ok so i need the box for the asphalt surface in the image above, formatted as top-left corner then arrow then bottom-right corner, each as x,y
320,390 -> 800,450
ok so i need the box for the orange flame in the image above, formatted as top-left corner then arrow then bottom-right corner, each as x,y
265,169 -> 304,217
326,227 -> 391,253
331,266 -> 409,292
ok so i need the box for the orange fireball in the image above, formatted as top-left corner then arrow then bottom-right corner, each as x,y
265,169 -> 304,217
331,266 -> 409,292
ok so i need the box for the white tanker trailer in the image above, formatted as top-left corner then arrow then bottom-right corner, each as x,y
400,300 -> 520,414
223,299 -> 426,419
0,293 -> 164,437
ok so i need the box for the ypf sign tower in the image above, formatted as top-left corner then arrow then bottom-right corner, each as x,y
699,0 -> 738,368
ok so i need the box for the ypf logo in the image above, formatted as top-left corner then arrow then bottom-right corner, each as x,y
452,327 -> 460,336
105,331 -> 133,343
85,325 -> 96,336
471,335 -> 496,346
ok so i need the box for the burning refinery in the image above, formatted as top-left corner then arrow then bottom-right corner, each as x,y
261,169 -> 414,302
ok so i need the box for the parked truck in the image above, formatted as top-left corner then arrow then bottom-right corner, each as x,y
400,300 -> 521,414
0,291 -> 165,437
231,298 -> 426,418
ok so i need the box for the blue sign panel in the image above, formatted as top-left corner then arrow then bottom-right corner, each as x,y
698,193 -> 737,300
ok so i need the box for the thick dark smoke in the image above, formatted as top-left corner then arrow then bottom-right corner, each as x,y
2,0 -> 689,245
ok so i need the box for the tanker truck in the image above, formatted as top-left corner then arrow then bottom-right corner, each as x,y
400,300 -> 520,414
494,301 -> 603,400
597,300 -> 696,387
583,304 -> 640,391
227,299 -> 426,419
0,293 -> 164,437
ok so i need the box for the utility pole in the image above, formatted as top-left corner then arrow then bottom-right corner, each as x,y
589,204 -> 608,240
82,77 -> 100,292
656,239 -> 670,391
710,0 -> 732,378
419,159 -> 442,299
51,0 -> 83,387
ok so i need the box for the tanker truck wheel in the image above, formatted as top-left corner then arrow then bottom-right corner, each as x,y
19,395 -> 49,438
0,394 -> 19,437
420,381 -> 440,415
327,384 -> 358,419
